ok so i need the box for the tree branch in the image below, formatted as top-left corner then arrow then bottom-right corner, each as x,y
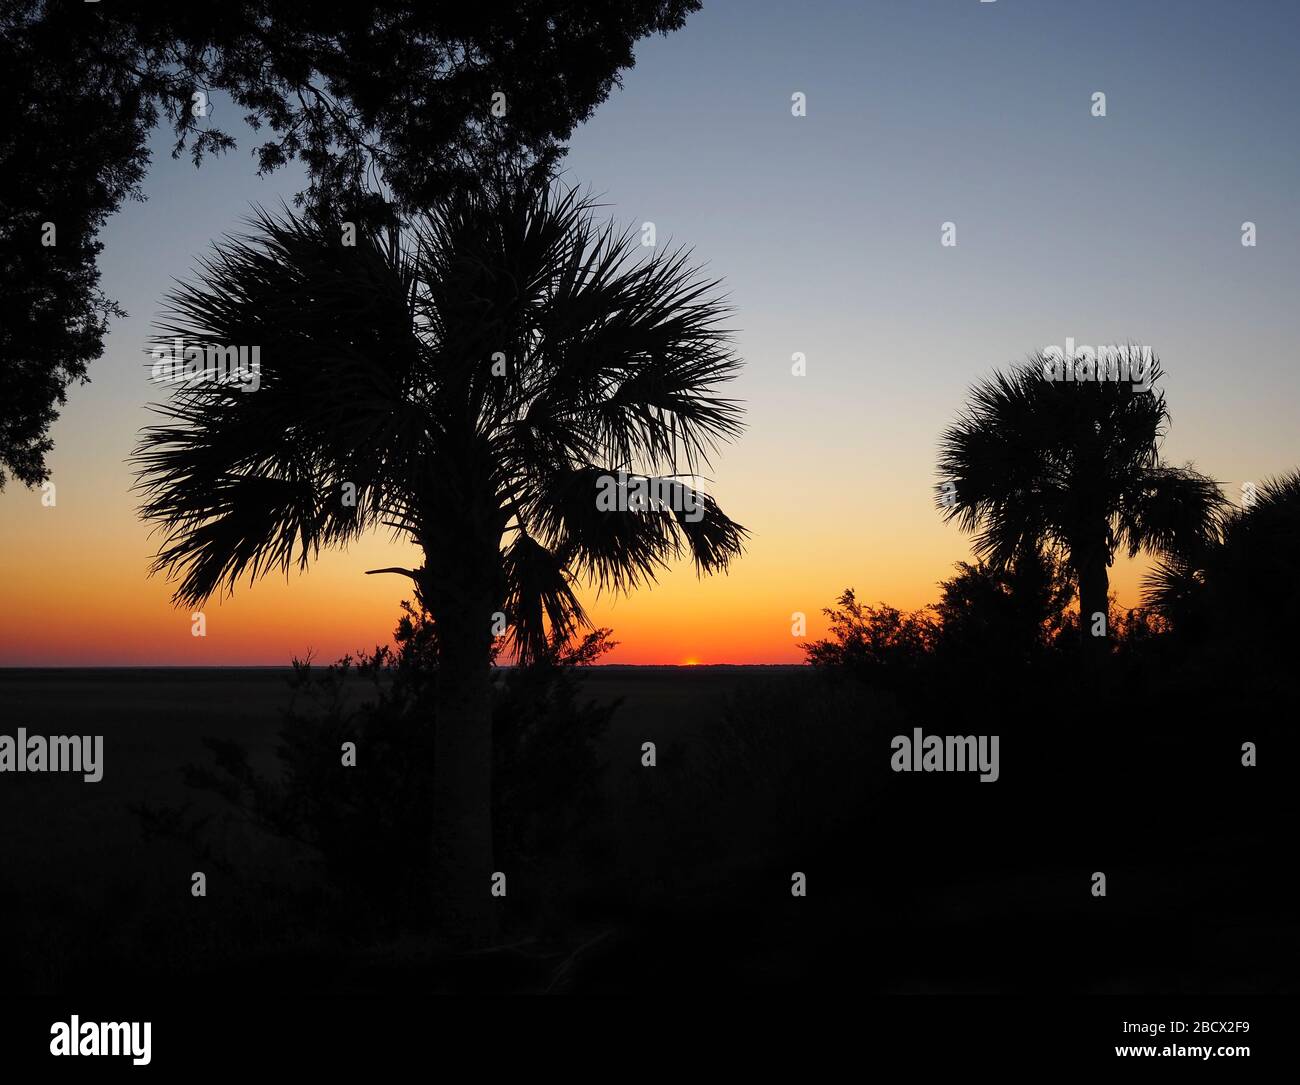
364,567 -> 419,580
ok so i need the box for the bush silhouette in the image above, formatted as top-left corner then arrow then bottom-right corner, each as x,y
142,603 -> 618,940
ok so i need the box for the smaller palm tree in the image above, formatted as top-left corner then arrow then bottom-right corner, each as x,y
936,352 -> 1225,660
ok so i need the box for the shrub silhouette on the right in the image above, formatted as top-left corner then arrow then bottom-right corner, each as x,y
930,548 -> 1075,673
801,590 -> 934,688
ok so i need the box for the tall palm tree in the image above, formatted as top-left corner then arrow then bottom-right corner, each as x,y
133,173 -> 747,936
935,353 -> 1224,661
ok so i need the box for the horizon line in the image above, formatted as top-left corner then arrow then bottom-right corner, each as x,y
0,662 -> 810,670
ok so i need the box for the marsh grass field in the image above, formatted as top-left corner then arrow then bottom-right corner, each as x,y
1,665 -> 1293,996
0,666 -> 797,992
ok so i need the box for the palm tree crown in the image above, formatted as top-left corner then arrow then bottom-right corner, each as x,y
133,174 -> 747,659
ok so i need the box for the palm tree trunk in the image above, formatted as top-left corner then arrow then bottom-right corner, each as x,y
430,583 -> 497,945
1077,548 -> 1110,663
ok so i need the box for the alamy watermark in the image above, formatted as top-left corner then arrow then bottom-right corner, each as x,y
595,470 -> 704,523
150,337 -> 262,392
891,728 -> 1000,782
0,729 -> 103,782
1041,339 -> 1155,392
50,1016 -> 150,1065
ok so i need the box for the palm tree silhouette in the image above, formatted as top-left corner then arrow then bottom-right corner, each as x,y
133,172 -> 747,936
1145,470 -> 1300,646
935,353 -> 1223,660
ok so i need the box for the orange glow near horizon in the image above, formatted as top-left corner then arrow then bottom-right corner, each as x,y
0,457 -> 1157,667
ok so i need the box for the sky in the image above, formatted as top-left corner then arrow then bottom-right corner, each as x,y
2,0 -> 1298,665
